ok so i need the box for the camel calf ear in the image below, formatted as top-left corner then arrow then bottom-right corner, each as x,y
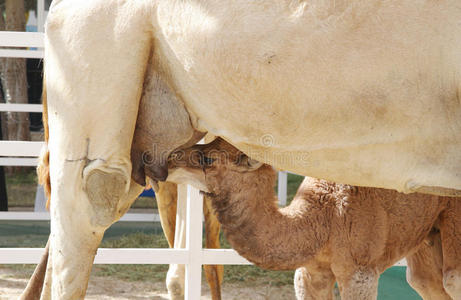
237,154 -> 263,171
247,158 -> 263,170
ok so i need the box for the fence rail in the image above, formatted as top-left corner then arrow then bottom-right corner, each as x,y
0,248 -> 250,265
0,103 -> 43,112
0,212 -> 160,222
0,32 -> 44,58
0,31 -> 44,48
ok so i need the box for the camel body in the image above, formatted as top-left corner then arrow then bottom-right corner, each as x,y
36,0 -> 461,298
169,139 -> 461,299
153,0 -> 461,195
48,0 -> 461,194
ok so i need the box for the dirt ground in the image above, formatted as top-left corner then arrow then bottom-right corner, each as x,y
0,267 -> 295,300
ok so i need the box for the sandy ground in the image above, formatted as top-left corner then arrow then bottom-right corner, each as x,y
0,268 -> 295,300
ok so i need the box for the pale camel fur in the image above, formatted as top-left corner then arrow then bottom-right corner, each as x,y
38,0 -> 461,297
168,139 -> 461,299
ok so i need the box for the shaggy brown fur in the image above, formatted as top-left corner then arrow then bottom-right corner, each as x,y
169,138 -> 460,299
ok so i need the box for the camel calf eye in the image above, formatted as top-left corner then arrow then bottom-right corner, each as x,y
201,156 -> 215,166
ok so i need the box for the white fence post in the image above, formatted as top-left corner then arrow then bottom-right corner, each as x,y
278,171 -> 287,206
185,185 -> 204,299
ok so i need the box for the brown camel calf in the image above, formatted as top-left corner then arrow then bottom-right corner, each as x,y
168,138 -> 461,300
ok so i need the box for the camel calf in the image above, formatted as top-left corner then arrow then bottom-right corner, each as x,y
168,138 -> 461,300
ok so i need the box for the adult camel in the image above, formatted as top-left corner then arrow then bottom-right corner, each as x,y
39,0 -> 461,298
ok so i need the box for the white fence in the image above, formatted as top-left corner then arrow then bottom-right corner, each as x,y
0,30 -> 406,298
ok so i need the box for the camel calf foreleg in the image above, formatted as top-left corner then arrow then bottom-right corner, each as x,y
203,195 -> 223,300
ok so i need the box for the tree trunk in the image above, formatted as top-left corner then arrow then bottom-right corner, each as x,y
2,0 -> 30,142
0,2 -> 8,141
0,58 -> 8,211
0,4 -> 8,208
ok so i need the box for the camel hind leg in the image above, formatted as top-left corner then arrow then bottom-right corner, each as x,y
156,182 -> 178,247
405,230 -> 451,300
155,181 -> 185,299
439,200 -> 461,299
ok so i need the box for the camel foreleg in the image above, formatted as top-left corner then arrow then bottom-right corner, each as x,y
41,1 -> 151,297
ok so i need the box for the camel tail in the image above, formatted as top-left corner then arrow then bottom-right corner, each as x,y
37,74 -> 51,209
21,74 -> 51,300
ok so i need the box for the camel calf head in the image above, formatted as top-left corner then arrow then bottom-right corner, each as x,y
167,138 -> 265,192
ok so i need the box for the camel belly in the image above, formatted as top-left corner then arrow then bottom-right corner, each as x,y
155,0 -> 461,193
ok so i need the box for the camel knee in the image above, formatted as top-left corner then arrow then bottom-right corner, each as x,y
83,162 -> 131,227
443,269 -> 461,298
338,270 -> 379,300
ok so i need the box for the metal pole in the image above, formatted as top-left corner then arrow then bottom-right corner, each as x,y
37,0 -> 45,32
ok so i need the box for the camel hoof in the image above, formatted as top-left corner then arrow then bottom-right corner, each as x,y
167,280 -> 184,300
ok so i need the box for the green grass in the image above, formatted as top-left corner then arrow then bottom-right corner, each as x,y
286,173 -> 304,204
4,168 -> 37,207
132,196 -> 157,209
